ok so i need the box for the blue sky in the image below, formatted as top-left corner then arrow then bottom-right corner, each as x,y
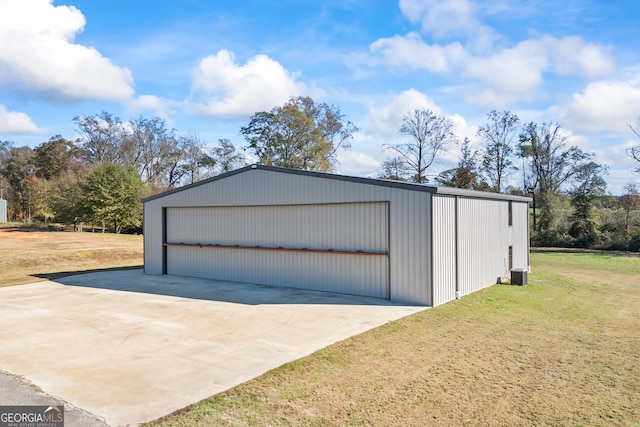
1,0 -> 639,194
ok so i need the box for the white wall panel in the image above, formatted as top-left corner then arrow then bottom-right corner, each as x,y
457,198 -> 509,297
512,201 -> 530,269
432,195 -> 457,306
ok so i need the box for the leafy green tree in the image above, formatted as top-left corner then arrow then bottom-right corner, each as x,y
51,171 -> 86,230
568,162 -> 608,244
34,136 -> 85,179
1,146 -> 35,220
436,137 -> 485,189
384,109 -> 456,183
477,110 -> 519,192
241,96 -> 357,172
81,163 -> 144,233
25,175 -> 55,224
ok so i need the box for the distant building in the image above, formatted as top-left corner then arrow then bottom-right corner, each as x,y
0,198 -> 7,223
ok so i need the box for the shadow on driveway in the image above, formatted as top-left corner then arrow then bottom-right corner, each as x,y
32,265 -> 143,282
49,268 -> 414,307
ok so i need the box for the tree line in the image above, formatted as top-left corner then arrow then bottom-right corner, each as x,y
0,113 -> 247,232
382,110 -> 639,251
1,97 -> 639,249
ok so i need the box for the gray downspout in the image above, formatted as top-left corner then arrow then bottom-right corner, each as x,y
455,195 -> 460,299
429,194 -> 435,306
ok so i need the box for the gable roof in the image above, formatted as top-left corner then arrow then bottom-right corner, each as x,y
142,164 -> 531,203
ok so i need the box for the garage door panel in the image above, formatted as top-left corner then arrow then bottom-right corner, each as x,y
166,203 -> 388,252
165,202 -> 389,299
167,246 -> 388,299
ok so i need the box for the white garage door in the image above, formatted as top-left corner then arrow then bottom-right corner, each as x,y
164,203 -> 390,299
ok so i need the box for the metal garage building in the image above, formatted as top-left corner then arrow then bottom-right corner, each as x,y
143,165 -> 530,306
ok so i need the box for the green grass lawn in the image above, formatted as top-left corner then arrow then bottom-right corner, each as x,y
147,249 -> 640,426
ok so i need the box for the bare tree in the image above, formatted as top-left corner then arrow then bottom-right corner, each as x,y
628,118 -> 640,172
73,112 -> 126,165
127,116 -> 178,187
203,139 -> 246,177
477,110 -> 519,192
518,122 -> 591,194
519,121 -> 593,232
384,109 -> 456,183
621,183 -> 640,231
436,137 -> 485,189
378,156 -> 408,181
177,133 -> 207,185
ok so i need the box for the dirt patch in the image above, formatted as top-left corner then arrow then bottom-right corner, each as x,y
0,228 -> 143,287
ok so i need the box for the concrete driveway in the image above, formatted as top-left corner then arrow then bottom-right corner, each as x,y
0,270 -> 424,426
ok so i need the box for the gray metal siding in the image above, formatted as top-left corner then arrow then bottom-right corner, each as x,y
168,248 -> 388,298
164,203 -> 389,298
432,195 -> 457,306
144,169 -> 431,305
143,203 -> 162,274
512,201 -> 530,269
457,198 -> 509,297
166,203 -> 388,252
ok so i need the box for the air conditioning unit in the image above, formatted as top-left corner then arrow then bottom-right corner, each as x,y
511,268 -> 528,286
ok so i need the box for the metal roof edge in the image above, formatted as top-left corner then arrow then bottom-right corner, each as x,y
142,164 -> 531,203
141,165 -> 255,203
251,164 -> 440,193
435,186 -> 532,202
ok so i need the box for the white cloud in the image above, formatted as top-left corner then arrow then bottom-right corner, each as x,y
363,0 -> 615,109
367,89 -> 441,138
450,113 -> 478,144
398,0 -> 496,45
462,36 -> 614,107
335,150 -> 381,178
555,80 -> 640,133
0,0 -> 134,101
463,39 -> 548,106
545,35 -> 614,79
187,49 -> 306,117
369,32 -> 466,73
0,105 -> 41,133
125,95 -> 175,122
